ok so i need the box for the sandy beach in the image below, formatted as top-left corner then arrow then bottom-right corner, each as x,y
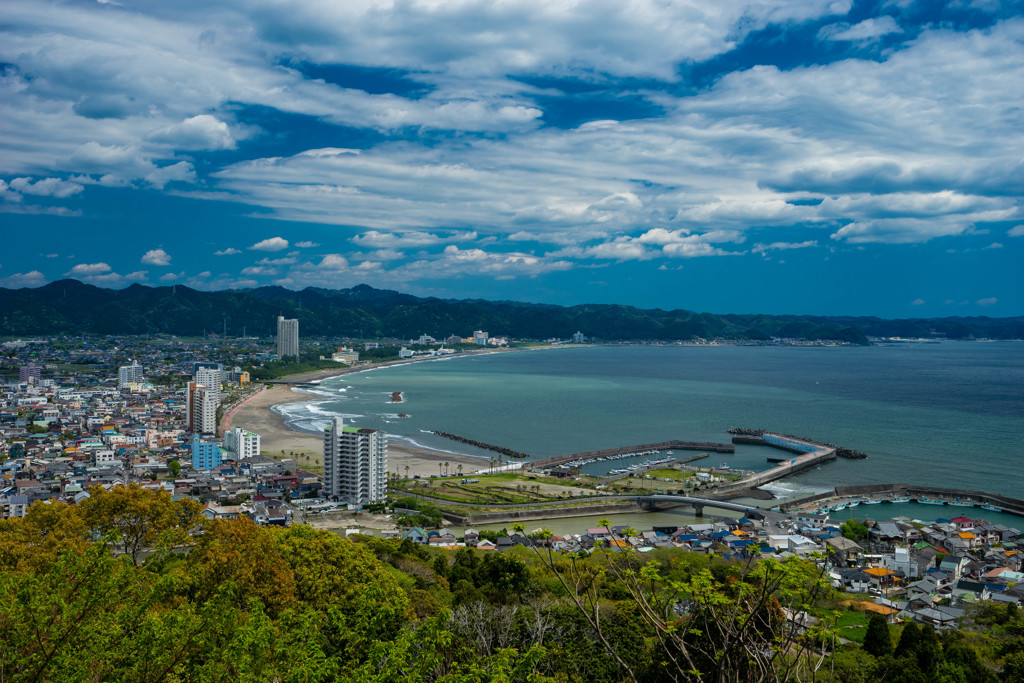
227,362 -> 495,478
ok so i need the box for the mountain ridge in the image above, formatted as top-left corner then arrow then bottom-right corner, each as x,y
2,280 -> 1022,342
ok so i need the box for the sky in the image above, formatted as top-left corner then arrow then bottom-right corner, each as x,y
1,0 -> 1022,318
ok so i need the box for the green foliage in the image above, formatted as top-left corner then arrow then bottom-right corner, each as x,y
840,519 -> 869,542
863,613 -> 893,657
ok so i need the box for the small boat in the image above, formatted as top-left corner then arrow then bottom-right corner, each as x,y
889,496 -> 910,503
949,500 -> 974,507
862,498 -> 883,505
918,497 -> 947,505
980,503 -> 1003,513
832,503 -> 847,511
847,500 -> 860,507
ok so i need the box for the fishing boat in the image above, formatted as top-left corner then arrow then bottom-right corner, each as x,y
832,503 -> 847,511
889,496 -> 910,503
917,496 -> 946,505
862,498 -> 883,504
980,503 -> 1003,513
949,499 -> 974,507
847,500 -> 860,508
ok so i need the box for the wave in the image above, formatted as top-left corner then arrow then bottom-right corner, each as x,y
385,433 -> 490,461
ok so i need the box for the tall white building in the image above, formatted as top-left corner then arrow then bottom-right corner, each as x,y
186,382 -> 218,436
473,330 -> 488,346
118,360 -> 144,389
194,365 -> 222,404
322,416 -> 387,505
277,316 -> 299,359
224,427 -> 261,460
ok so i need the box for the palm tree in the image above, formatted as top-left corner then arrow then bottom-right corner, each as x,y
457,464 -> 463,477
405,465 -> 410,480
444,461 -> 450,477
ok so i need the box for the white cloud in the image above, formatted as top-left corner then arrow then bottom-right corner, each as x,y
1009,225 -> 1024,237
294,240 -> 320,248
256,256 -> 297,265
241,265 -> 277,276
977,297 -> 998,306
317,254 -> 349,270
147,115 -> 235,150
911,298 -> 925,306
159,271 -> 184,282
66,262 -> 112,276
7,177 -> 84,198
819,16 -> 903,42
141,248 -> 171,266
215,247 -> 242,255
145,161 -> 195,188
351,231 -> 446,248
0,270 -> 46,288
249,236 -> 289,251
752,240 -> 817,253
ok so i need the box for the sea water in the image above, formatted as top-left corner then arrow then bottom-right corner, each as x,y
274,342 -> 1024,502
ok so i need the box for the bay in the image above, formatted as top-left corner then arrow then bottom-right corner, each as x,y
276,342 -> 1024,501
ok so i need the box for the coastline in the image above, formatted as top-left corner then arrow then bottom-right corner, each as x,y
228,347 -> 549,477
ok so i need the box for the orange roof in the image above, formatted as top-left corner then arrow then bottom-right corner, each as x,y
864,567 -> 893,577
958,532 -> 975,539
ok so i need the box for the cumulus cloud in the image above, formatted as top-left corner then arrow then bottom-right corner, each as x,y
7,177 -> 84,198
215,247 -> 242,255
752,240 -> 817,254
159,271 -> 184,282
241,265 -> 277,276
249,237 -> 289,251
911,298 -> 925,306
294,241 -> 320,248
147,115 -> 236,150
977,297 -> 998,306
0,270 -> 47,288
66,262 -> 112,276
1009,225 -> 1024,237
351,231 -> 448,248
141,248 -> 171,266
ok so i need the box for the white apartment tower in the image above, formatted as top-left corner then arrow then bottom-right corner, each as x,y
186,382 -> 218,436
277,316 -> 299,359
322,416 -> 387,505
118,360 -> 144,389
194,365 -> 222,404
224,427 -> 261,460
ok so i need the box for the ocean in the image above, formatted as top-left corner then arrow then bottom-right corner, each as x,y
275,342 -> 1024,511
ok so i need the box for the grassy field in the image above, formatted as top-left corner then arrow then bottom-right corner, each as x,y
392,473 -> 596,506
645,468 -> 695,481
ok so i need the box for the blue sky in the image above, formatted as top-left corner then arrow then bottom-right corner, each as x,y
1,0 -> 1022,317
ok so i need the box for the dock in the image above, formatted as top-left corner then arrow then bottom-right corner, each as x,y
531,440 -> 734,469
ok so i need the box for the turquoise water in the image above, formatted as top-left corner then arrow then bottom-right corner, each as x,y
276,342 -> 1024,500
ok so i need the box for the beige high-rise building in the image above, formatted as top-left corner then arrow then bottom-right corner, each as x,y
322,416 -> 387,506
277,315 -> 299,359
186,382 -> 218,436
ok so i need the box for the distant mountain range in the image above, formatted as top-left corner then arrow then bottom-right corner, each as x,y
1,279 -> 1022,343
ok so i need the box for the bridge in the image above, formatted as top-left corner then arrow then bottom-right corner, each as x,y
389,489 -> 779,522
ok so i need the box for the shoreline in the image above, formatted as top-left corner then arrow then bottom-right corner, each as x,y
228,347 -> 553,477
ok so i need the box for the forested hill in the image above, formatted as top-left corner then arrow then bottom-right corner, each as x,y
1,279 -> 1022,342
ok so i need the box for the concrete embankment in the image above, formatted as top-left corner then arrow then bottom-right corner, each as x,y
532,440 -> 734,469
780,484 -> 1024,518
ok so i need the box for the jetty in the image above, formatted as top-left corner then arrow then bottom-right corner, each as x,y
531,440 -> 734,470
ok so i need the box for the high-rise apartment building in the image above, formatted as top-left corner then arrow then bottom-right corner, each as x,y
194,364 -> 222,404
118,360 -> 144,389
277,316 -> 299,359
322,416 -> 387,506
186,382 -> 218,436
191,435 -> 223,471
473,330 -> 489,346
224,427 -> 261,460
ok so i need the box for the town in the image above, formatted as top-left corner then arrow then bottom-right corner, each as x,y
1,324 -> 1022,641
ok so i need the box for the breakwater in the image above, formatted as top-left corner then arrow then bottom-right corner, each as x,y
430,431 -> 531,460
779,484 -> 1024,518
728,428 -> 868,459
532,440 -> 734,469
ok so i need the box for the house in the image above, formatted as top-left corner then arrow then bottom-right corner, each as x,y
402,527 -> 428,544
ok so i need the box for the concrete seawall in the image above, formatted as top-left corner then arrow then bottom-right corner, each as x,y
780,483 -> 1024,518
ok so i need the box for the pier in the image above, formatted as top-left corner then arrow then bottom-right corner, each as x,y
714,434 -> 837,495
531,440 -> 734,470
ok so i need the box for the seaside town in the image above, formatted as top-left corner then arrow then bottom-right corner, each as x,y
2,321 -> 1022,643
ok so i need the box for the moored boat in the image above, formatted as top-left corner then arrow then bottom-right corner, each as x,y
980,503 -> 1003,512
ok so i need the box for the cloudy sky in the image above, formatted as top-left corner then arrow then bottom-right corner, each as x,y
1,0 -> 1021,317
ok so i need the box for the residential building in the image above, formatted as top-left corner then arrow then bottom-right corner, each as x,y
322,416 -> 387,506
572,331 -> 586,344
118,360 -> 144,390
277,316 -> 299,359
331,347 -> 359,364
191,435 -> 223,471
19,363 -> 41,384
398,347 -> 414,359
224,427 -> 261,460
186,382 -> 218,435
194,364 -> 222,404
473,330 -> 489,346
